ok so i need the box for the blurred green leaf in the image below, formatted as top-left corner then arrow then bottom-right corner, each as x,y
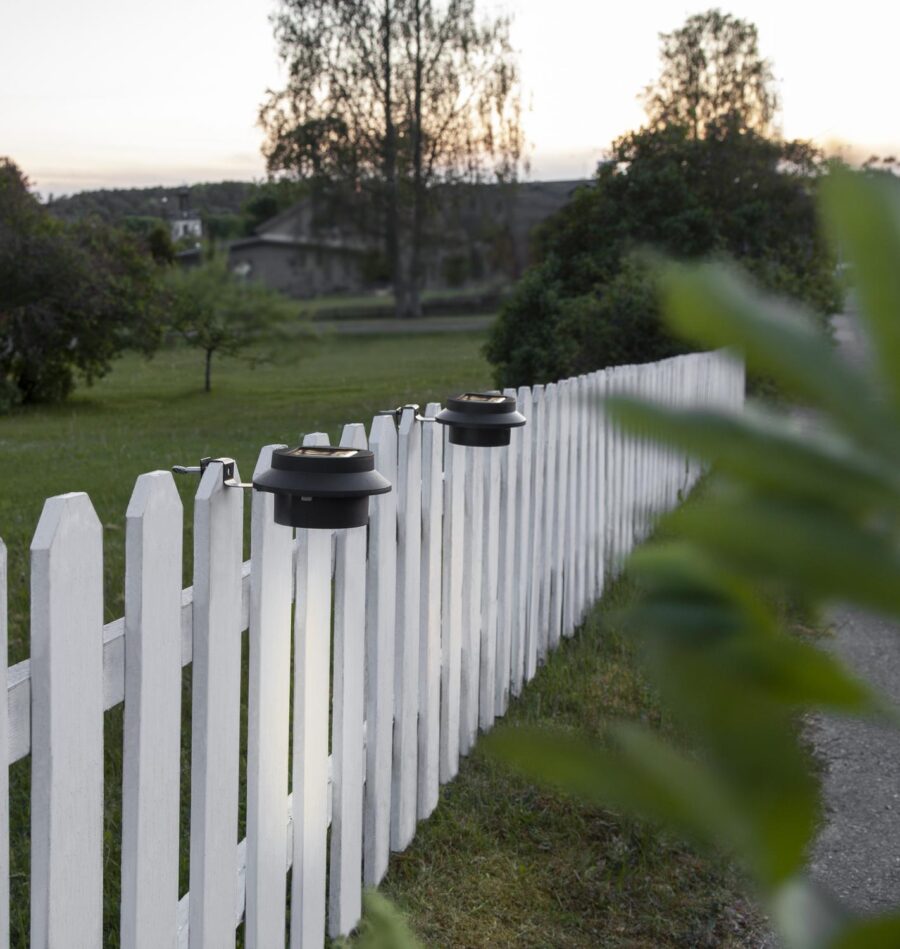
771,877 -> 848,949
828,914 -> 900,949
820,171 -> 900,414
608,399 -> 899,517
356,891 -> 422,949
668,494 -> 900,616
659,263 -> 896,460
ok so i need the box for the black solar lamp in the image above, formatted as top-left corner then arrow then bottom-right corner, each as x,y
435,392 -> 526,447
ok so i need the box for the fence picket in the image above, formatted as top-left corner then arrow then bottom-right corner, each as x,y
418,404 -> 443,819
440,432 -> 464,782
188,461 -> 243,949
365,415 -> 398,884
511,386 -> 533,696
460,442 -> 484,753
329,423 -> 369,937
121,473 -> 183,949
392,409 -> 422,849
30,493 -> 104,948
496,388 -> 519,716
291,431 -> 332,949
479,438 -> 501,731
541,382 -> 558,655
245,447 -> 293,949
525,384 -> 545,678
0,542 -> 6,949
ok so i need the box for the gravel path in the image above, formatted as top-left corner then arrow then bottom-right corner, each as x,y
807,312 -> 900,914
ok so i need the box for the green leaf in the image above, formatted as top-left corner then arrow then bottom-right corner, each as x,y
608,399 -> 899,517
828,914 -> 900,949
820,170 -> 900,414
668,494 -> 900,616
770,876 -> 848,949
659,263 -> 896,460
356,890 -> 422,949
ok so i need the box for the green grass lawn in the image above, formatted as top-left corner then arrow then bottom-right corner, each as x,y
0,328 -> 492,663
342,577 -> 765,949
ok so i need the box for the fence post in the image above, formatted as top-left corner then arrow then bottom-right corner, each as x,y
245,447 -> 293,949
392,409 -> 421,850
329,423 -> 369,937
0,541 -> 8,949
291,432 -> 331,949
30,493 -> 104,948
496,387 -> 520,716
189,461 -> 243,949
419,404 -> 443,819
440,429 -> 464,780
121,472 -> 183,949
365,415 -> 398,884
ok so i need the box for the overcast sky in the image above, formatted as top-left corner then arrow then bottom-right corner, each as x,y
2,0 -> 898,197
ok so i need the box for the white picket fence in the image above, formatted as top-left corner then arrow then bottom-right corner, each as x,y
0,349 -> 743,948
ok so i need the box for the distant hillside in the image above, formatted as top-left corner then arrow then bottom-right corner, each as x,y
46,181 -> 259,223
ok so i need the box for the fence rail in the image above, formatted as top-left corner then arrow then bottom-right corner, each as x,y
0,349 -> 744,948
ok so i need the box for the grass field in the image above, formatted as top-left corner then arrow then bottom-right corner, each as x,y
344,577 -> 765,949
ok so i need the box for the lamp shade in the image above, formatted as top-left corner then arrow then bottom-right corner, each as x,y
252,445 -> 391,529
436,392 -> 526,447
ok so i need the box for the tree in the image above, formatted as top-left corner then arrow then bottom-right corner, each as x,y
166,254 -> 295,392
0,158 -> 165,408
644,9 -> 778,139
259,0 -> 522,318
486,12 -> 840,389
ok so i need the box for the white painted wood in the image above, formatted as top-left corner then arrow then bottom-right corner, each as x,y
525,384 -> 544,678
0,541 -> 8,949
576,375 -> 589,622
291,430 -> 332,949
554,380 -> 570,640
459,441 -> 484,754
584,374 -> 598,605
392,409 -> 422,849
121,472 -> 183,949
479,437 -> 501,731
329,423 -> 369,938
495,388 -> 519,717
30,493 -> 104,949
189,461 -> 243,949
418,404 -> 442,819
440,433 -> 464,782
364,415 -> 397,885
541,382 -> 558,655
564,378 -> 579,636
511,387 -> 532,696
245,447 -> 293,949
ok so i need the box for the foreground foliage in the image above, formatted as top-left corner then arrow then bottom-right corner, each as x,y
490,170 -> 900,947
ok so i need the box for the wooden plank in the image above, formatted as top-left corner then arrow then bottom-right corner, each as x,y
418,404 -> 443,819
121,472 -> 184,949
189,461 -> 244,949
541,382 -> 558,655
364,415 -> 397,885
479,436 -> 501,731
392,409 -> 421,848
575,375 -> 588,623
459,440 -> 484,754
563,379 -> 578,636
554,380 -> 570,640
495,388 -> 519,717
0,542 -> 7,949
329,423 -> 369,937
30,492 -> 104,948
245,447 -> 293,949
511,387 -> 532,697
584,374 -> 598,605
291,431 -> 332,949
525,384 -> 544,678
440,432 -> 464,782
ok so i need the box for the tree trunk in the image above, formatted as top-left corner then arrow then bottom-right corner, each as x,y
204,348 -> 213,393
405,0 -> 425,320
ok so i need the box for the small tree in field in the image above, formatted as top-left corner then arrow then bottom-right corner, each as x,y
166,255 -> 293,392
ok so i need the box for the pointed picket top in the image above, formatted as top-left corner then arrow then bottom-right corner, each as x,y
340,423 -> 368,450
30,490 -> 104,949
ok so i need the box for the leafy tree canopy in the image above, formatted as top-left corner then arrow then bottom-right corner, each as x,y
486,11 -> 841,389
259,0 -> 522,317
0,158 -> 166,408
